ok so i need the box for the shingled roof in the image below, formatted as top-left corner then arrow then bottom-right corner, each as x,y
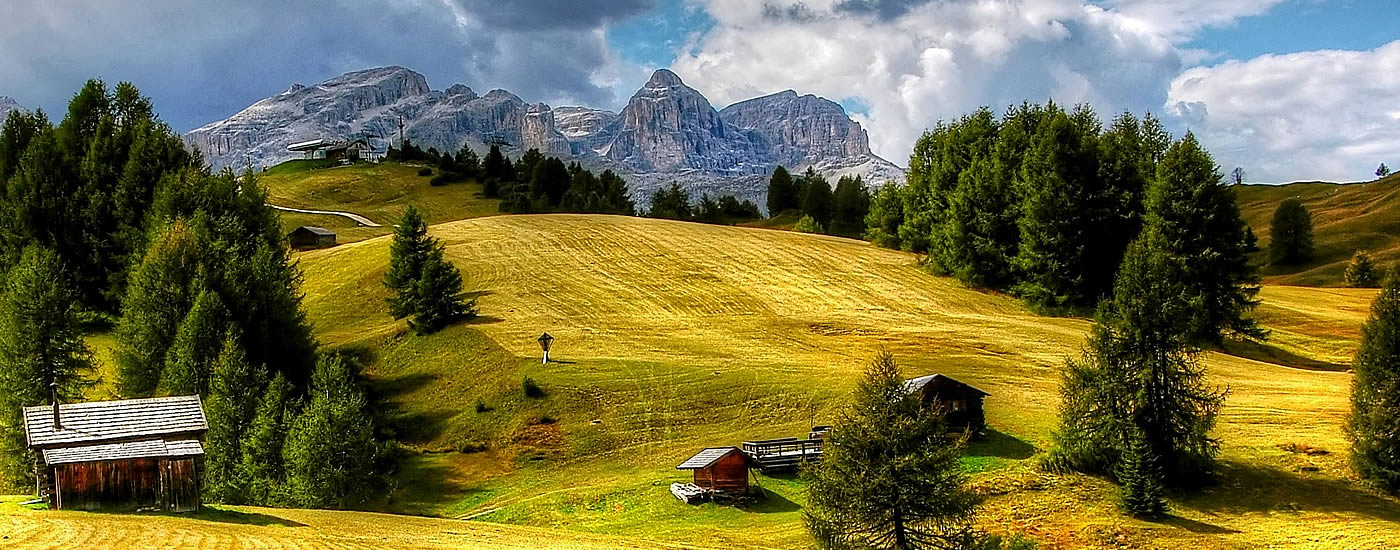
42,438 -> 204,466
677,447 -> 749,470
903,374 -> 990,396
23,395 -> 208,449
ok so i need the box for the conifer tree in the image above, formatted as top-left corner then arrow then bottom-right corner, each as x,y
283,355 -> 386,508
0,246 -> 94,487
801,173 -> 835,230
1348,272 -> 1400,494
1117,429 -> 1168,518
926,108 -> 999,274
159,289 -> 231,396
1345,251 -> 1382,288
647,183 -> 693,221
804,352 -> 980,549
1268,198 -> 1314,265
529,157 -> 570,207
411,245 -> 475,334
831,175 -> 870,236
481,144 -> 510,197
384,206 -> 432,319
116,219 -> 202,396
204,330 -> 267,503
1050,228 -> 1225,487
1145,132 -> 1262,342
863,183 -> 905,249
240,372 -> 294,505
767,165 -> 801,215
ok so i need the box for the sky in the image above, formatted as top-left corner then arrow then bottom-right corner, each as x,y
1,0 -> 1396,183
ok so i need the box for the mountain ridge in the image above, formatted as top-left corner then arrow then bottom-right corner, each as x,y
183,67 -> 903,201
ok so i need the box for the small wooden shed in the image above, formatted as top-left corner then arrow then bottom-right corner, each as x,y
904,374 -> 990,436
23,395 -> 209,512
676,447 -> 754,495
289,225 -> 336,249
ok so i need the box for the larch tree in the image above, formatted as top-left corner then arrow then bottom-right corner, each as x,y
384,206 -> 432,319
159,289 -> 231,396
804,352 -> 981,550
202,330 -> 266,503
1348,272 -> 1400,494
115,219 -> 202,397
1268,198 -> 1314,265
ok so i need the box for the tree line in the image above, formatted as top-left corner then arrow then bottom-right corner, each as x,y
0,81 -> 390,507
864,102 -> 1261,343
646,183 -> 762,224
767,166 -> 871,237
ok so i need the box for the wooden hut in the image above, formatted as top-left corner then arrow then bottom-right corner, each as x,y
23,395 -> 209,512
676,447 -> 754,495
904,374 -> 990,436
289,225 -> 336,249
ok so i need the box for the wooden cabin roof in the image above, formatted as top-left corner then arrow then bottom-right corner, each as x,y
22,395 -> 208,449
292,225 -> 336,237
676,447 -> 748,470
903,374 -> 990,397
42,438 -> 204,466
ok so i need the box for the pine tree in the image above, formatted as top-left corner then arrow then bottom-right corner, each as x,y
283,354 -> 385,508
863,183 -> 905,249
804,352 -> 980,549
411,245 -> 475,334
159,290 -> 231,396
1117,429 -> 1169,518
766,165 -> 800,215
384,206 -> 432,319
0,246 -> 94,487
1145,132 -> 1262,342
1345,251 -> 1382,288
116,219 -> 202,397
830,175 -> 870,236
203,330 -> 267,503
1268,198 -> 1314,265
801,173 -> 835,230
240,372 -> 294,505
1049,228 -> 1225,487
1348,272 -> 1400,494
481,144 -> 510,197
647,183 -> 692,221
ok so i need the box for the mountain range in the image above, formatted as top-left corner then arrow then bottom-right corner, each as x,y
0,96 -> 21,128
183,67 -> 903,202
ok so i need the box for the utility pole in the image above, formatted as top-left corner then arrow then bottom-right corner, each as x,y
398,115 -> 406,149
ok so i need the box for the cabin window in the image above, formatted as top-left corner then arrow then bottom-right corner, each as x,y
951,400 -> 966,412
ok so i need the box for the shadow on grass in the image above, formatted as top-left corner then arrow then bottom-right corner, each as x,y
1218,339 -> 1349,372
745,488 -> 801,514
1174,460 -> 1400,522
162,507 -> 305,527
1153,515 -> 1239,535
366,371 -> 457,443
465,315 -> 505,325
965,429 -> 1036,460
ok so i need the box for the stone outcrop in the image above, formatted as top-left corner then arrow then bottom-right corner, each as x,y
0,96 -> 22,128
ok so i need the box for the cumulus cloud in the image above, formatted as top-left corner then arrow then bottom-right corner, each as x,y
672,0 -> 1183,165
0,0 -> 653,131
1167,39 -> 1400,182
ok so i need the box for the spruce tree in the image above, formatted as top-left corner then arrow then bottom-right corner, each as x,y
1145,132 -> 1262,342
411,245 -> 475,335
384,206 -> 432,319
926,108 -> 999,275
1348,272 -> 1400,494
766,165 -> 800,215
203,330 -> 267,503
481,144 -> 510,197
1117,429 -> 1168,518
863,183 -> 905,249
829,176 -> 869,236
159,289 -> 231,396
283,354 -> 385,508
1050,228 -> 1225,487
647,183 -> 692,221
804,352 -> 980,549
1345,251 -> 1382,288
116,219 -> 202,396
1268,198 -> 1314,265
240,372 -> 294,505
529,157 -> 570,207
801,173 -> 835,230
0,246 -> 94,487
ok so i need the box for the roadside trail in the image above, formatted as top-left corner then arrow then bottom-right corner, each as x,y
269,204 -> 381,227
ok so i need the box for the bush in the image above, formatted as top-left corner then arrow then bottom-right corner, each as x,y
430,172 -> 465,187
1345,251 -> 1382,288
795,215 -> 824,234
417,167 -> 433,177
474,399 -> 490,413
522,375 -> 545,398
980,534 -> 1038,550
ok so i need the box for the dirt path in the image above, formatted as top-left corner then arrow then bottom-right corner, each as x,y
270,204 -> 382,227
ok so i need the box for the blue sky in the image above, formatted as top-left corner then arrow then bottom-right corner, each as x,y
1,0 -> 1396,183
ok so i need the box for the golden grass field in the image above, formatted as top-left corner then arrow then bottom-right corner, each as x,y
280,214 -> 1400,549
1236,173 -> 1400,285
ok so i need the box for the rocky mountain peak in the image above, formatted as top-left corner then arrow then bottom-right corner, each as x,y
645,69 -> 685,88
284,83 -> 306,95
0,96 -> 22,127
484,89 -> 524,103
445,84 -> 476,98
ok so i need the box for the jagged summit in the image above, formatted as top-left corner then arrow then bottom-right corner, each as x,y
0,96 -> 22,128
183,66 -> 904,200
284,83 -> 306,95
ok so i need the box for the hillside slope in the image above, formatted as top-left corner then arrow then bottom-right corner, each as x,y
290,214 -> 1398,549
1237,173 -> 1400,285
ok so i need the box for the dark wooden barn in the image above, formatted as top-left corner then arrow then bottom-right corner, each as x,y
676,447 -> 754,495
904,374 -> 990,436
289,225 -> 336,249
23,395 -> 209,512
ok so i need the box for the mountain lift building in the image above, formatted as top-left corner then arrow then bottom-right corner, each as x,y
287,138 -> 373,162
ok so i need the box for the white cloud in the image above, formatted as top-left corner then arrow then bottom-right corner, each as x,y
1166,40 -> 1400,182
672,0 -> 1182,166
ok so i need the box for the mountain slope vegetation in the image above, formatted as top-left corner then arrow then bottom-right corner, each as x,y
289,214 -> 1398,549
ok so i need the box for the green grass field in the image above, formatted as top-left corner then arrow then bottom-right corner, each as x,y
280,214 -> 1400,549
1236,172 -> 1400,285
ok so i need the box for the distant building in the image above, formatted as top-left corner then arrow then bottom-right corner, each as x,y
676,446 -> 754,495
287,138 -> 371,162
289,225 -> 337,249
23,395 -> 208,512
904,373 -> 990,436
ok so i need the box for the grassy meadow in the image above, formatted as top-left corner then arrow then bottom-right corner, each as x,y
1236,172 -> 1400,285
283,214 -> 1400,549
